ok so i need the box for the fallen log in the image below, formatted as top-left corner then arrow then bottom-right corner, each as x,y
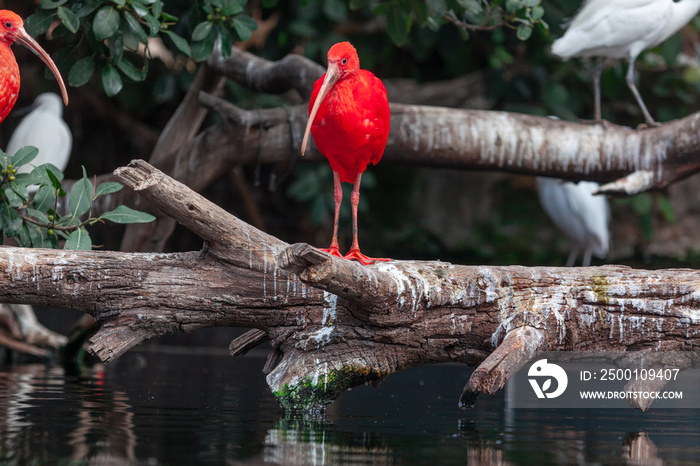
1,160 -> 699,411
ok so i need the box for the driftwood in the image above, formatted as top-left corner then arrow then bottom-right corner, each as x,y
1,160 -> 699,411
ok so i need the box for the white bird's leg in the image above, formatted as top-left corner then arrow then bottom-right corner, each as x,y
592,57 -> 607,121
625,58 -> 656,125
565,245 -> 580,267
581,247 -> 593,267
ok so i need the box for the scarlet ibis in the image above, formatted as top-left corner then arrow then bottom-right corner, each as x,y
551,0 -> 700,125
536,177 -> 610,267
7,92 -> 71,192
301,42 -> 391,266
0,10 -> 68,124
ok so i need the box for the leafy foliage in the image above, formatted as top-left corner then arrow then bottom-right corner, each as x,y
27,0 -> 258,96
0,147 -> 154,251
352,0 -> 547,46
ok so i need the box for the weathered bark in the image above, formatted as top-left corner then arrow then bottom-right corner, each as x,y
1,161 -> 700,411
195,92 -> 700,195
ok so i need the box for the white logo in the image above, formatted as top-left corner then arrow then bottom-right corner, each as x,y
528,359 -> 568,399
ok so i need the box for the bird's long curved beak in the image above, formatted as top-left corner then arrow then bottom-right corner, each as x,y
15,26 -> 69,106
301,62 -> 340,155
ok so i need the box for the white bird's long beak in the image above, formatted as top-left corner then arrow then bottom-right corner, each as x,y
15,26 -> 69,106
301,62 -> 340,155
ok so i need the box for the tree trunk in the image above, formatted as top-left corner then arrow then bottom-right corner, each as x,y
2,160 -> 699,411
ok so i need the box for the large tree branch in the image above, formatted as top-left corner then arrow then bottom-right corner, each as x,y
195,93 -> 700,194
2,161 -> 700,411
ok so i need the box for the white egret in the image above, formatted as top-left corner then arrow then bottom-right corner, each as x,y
7,92 -> 71,191
536,177 -> 610,267
551,0 -> 700,125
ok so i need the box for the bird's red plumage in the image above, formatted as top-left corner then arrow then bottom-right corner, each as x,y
0,11 -> 22,124
308,44 -> 390,184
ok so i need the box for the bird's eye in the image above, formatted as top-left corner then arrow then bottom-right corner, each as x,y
4,22 -> 12,29
341,58 -> 347,65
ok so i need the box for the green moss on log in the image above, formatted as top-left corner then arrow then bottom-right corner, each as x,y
274,365 -> 390,411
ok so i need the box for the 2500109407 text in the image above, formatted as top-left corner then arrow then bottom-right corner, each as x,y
580,368 -> 680,382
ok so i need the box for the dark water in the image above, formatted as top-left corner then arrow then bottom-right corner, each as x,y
1,346 -> 699,465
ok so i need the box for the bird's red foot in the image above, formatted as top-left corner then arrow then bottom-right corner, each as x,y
344,248 -> 391,266
319,246 -> 344,259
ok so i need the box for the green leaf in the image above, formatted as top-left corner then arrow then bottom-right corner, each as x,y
68,168 -> 93,221
100,205 -> 156,224
656,194 -> 677,224
191,34 -> 216,62
131,2 -> 149,18
123,12 -> 149,43
232,15 -> 258,42
10,182 -> 29,204
457,0 -> 482,15
26,209 -> 50,224
143,14 -> 160,36
4,186 -> 23,208
18,224 -> 32,248
218,0 -> 244,15
57,6 -> 79,33
516,23 -> 533,41
386,2 -> 410,46
218,26 -> 233,59
64,228 -> 92,250
95,182 -> 124,198
93,6 -> 121,41
122,31 -> 141,51
0,204 -> 23,237
505,0 -> 523,13
530,5 -> 544,21
69,56 -> 96,87
102,64 -> 123,96
108,34 -> 125,62
164,31 -> 191,56
40,0 -> 68,9
42,165 -> 65,190
151,0 -> 163,17
11,146 -> 39,168
117,57 -> 146,82
25,11 -> 55,37
74,0 -> 102,18
33,186 -> 56,212
192,21 -> 213,41
26,224 -> 41,247
111,0 -> 126,6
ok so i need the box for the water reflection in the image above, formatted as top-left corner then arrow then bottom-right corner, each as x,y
0,352 -> 696,464
622,432 -> 663,466
264,414 -> 393,465
68,381 -> 136,464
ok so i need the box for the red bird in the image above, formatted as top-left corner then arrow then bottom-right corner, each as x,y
301,42 -> 390,266
0,10 -> 68,124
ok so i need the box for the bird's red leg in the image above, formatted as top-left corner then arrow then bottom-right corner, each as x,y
319,171 -> 343,259
344,172 -> 391,266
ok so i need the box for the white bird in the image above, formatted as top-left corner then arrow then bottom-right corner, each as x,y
6,92 -> 71,191
551,0 -> 700,125
536,177 -> 610,267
